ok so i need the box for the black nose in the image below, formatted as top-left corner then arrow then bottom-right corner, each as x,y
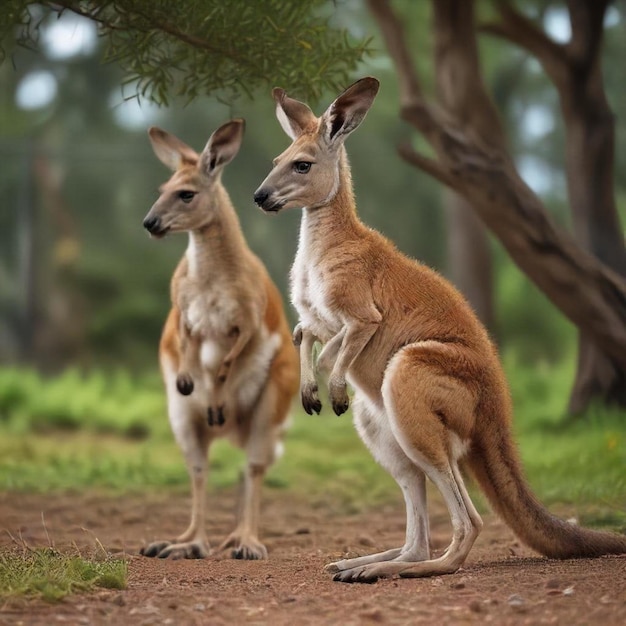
253,188 -> 269,207
143,215 -> 161,232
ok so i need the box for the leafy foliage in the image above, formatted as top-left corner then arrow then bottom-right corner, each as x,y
0,367 -> 166,439
1,0 -> 371,104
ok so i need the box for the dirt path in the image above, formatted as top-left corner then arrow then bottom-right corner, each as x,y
0,489 -> 624,625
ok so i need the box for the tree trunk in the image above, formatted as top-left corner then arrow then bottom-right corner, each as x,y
561,1 -> 626,412
444,192 -> 495,335
367,0 -> 626,387
481,0 -> 626,412
432,1 -> 498,337
16,139 -> 38,363
565,93 -> 626,411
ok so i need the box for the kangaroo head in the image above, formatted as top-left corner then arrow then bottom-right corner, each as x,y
143,119 -> 245,237
254,77 -> 379,213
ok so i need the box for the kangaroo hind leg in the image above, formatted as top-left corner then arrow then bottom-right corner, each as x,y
219,380 -> 286,559
333,342 -> 483,583
326,394 -> 431,574
141,359 -> 211,559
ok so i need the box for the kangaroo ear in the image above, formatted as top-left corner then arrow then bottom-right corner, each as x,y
200,118 -> 245,175
320,77 -> 380,146
273,88 -> 317,140
148,127 -> 197,171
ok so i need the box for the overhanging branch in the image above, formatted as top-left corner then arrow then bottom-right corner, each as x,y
366,0 -> 424,107
367,0 -> 626,369
480,2 -> 569,87
397,143 -> 460,191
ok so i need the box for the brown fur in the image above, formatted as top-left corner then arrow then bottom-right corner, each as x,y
254,77 -> 626,582
141,120 -> 298,560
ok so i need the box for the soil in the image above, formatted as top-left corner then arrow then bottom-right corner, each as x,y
0,488 -> 624,625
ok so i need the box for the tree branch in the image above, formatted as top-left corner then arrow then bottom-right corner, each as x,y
397,143 -> 461,191
4,0 -> 370,104
49,0 -> 250,65
566,0 -> 609,73
480,1 -> 569,87
367,0 -> 626,369
366,0 -> 424,107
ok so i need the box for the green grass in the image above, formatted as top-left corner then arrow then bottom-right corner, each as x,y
0,360 -> 624,521
504,354 -> 625,513
0,360 -> 623,602
0,367 -> 168,440
0,547 -> 127,602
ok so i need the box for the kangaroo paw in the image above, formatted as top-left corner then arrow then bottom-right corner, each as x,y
208,405 -> 226,426
176,373 -> 194,396
301,383 -> 322,415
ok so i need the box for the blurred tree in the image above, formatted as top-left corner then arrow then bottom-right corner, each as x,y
368,0 -> 626,413
1,0 -> 369,104
3,0 -> 624,417
0,36 -> 157,368
482,0 -> 626,412
0,1 -> 447,372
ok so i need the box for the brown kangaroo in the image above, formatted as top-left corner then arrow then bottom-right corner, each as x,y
253,77 -> 626,582
141,119 -> 298,560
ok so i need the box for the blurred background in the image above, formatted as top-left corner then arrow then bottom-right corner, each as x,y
0,1 -> 623,512
6,0 -> 624,373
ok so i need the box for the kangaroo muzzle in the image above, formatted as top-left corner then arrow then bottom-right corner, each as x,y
142,214 -> 169,237
253,187 -> 283,213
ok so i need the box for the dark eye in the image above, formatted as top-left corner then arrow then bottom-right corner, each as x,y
293,161 -> 312,174
178,190 -> 196,203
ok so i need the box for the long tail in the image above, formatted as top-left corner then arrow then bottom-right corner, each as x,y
467,404 -> 626,559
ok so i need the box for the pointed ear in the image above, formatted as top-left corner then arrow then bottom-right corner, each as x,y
320,77 -> 380,146
199,118 -> 245,176
273,88 -> 317,140
148,127 -> 198,171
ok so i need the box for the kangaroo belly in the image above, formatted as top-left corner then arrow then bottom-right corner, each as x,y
230,329 -> 283,410
198,339 -> 227,372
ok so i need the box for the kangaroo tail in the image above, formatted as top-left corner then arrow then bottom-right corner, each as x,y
467,409 -> 626,559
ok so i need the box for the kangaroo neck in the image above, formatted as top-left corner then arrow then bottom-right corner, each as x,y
301,150 -> 362,248
186,191 -> 248,281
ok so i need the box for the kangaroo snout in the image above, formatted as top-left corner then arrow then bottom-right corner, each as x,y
143,215 -> 168,237
253,187 -> 282,213
253,188 -> 270,207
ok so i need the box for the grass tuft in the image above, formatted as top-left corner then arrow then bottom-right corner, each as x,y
0,547 -> 127,602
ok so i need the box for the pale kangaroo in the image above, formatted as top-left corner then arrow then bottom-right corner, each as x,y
141,119 -> 298,559
254,77 -> 626,582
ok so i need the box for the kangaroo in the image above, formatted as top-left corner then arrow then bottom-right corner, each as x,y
141,119 -> 298,559
253,77 -> 626,582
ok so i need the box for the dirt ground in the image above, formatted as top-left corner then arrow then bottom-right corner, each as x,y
0,488 -> 624,625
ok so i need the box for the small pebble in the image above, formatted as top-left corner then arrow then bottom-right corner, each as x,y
469,600 -> 483,612
360,608 -> 385,622
508,594 -> 526,612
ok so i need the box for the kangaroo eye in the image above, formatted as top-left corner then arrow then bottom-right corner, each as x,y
293,161 -> 312,174
178,190 -> 196,203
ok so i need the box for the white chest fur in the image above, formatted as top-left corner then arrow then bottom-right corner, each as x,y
291,225 -> 341,341
184,290 -> 240,340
